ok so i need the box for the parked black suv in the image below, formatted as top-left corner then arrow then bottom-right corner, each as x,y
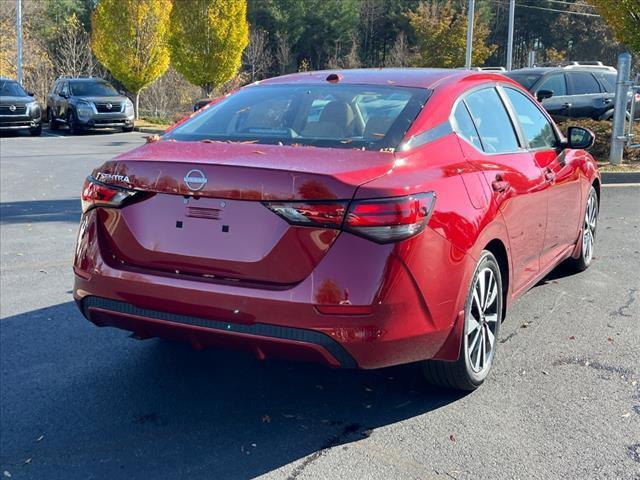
46,77 -> 134,134
0,77 -> 42,136
505,64 -> 639,121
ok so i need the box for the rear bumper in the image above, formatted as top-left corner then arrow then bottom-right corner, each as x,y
79,296 -> 357,368
74,209 -> 472,369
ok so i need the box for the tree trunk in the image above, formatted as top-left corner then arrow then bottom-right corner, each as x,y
135,91 -> 140,120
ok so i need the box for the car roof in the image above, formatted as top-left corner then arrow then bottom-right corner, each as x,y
506,67 -> 615,75
256,68 -> 507,90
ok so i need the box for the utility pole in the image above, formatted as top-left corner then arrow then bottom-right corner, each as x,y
16,0 -> 23,84
610,53 -> 632,165
506,0 -> 515,70
465,0 -> 475,69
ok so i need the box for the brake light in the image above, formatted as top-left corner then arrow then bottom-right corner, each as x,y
81,177 -> 139,213
263,202 -> 347,228
345,193 -> 435,243
263,192 -> 435,243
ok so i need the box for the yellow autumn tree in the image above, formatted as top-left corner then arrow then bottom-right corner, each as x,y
169,0 -> 249,96
92,0 -> 172,117
407,0 -> 494,68
588,0 -> 639,52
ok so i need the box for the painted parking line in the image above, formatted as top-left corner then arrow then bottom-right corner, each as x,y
602,183 -> 640,187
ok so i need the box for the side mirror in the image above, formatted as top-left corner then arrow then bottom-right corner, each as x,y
60,92 -> 69,99
536,89 -> 554,102
119,90 -> 126,95
566,126 -> 595,150
27,91 -> 35,97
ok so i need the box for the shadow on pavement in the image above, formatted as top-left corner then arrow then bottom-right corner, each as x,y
0,199 -> 80,225
0,302 -> 464,479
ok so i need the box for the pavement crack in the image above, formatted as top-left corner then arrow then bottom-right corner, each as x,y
286,423 -> 372,479
552,357 -> 635,378
610,288 -> 638,317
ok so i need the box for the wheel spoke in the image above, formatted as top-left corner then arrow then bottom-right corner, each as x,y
486,327 -> 495,349
485,313 -> 498,324
477,271 -> 486,310
467,314 -> 481,335
469,327 -> 482,353
473,333 -> 482,371
484,270 -> 494,311
473,289 -> 482,316
480,327 -> 487,369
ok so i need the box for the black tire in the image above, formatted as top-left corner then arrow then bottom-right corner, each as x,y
29,124 -> 42,136
421,250 -> 503,391
67,110 -> 83,135
122,126 -> 134,133
567,186 -> 598,272
48,109 -> 58,130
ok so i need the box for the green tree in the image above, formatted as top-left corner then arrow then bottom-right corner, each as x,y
92,0 -> 172,117
406,0 -> 494,68
169,0 -> 249,96
589,0 -> 640,52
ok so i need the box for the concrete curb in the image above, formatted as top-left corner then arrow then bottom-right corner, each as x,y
601,171 -> 640,184
133,126 -> 167,135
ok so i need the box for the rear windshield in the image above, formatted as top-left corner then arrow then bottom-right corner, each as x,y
504,73 -> 542,90
165,84 -> 430,151
0,80 -> 27,97
69,80 -> 118,96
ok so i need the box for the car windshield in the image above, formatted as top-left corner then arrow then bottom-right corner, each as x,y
504,72 -> 542,90
69,80 -> 118,96
165,84 -> 430,151
0,80 -> 27,97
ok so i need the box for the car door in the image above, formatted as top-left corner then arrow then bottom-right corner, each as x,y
58,81 -> 70,119
501,86 -> 582,269
536,73 -> 571,121
591,71 -> 616,117
454,86 -> 548,293
47,80 -> 59,116
566,71 -> 605,119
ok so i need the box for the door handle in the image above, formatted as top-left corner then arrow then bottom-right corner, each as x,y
562,102 -> 572,108
545,168 -> 556,183
603,98 -> 612,104
492,176 -> 509,193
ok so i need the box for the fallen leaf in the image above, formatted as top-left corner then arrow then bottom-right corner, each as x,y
23,458 -> 31,465
36,435 -> 44,442
622,412 -> 631,418
16,253 -> 23,257
607,337 -> 613,342
449,433 -> 456,443
542,370 -> 549,375
569,335 -> 576,340
261,415 -> 271,424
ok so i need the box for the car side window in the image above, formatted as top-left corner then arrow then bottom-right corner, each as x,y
537,74 -> 566,96
593,72 -> 616,93
463,87 -> 520,153
60,82 -> 69,96
452,101 -> 483,150
567,72 -> 601,95
504,88 -> 557,150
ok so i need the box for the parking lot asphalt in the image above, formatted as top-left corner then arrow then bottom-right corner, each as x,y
1,129 -> 639,480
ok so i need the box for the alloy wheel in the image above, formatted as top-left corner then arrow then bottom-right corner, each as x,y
467,267 -> 499,374
582,191 -> 597,265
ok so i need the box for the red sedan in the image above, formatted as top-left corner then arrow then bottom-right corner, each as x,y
74,69 -> 599,390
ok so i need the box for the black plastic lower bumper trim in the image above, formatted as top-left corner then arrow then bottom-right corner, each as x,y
80,296 -> 357,368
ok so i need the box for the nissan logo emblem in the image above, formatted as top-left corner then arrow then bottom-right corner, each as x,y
184,169 -> 207,191
9,105 -> 16,112
106,103 -> 112,109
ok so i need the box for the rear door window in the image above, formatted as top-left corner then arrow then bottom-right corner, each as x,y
567,72 -> 601,94
503,88 -> 557,149
537,74 -> 567,96
463,87 -> 520,153
592,72 -> 617,93
452,101 -> 483,150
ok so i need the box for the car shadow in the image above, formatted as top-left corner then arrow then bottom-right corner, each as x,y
0,199 -> 80,225
0,302 -> 465,479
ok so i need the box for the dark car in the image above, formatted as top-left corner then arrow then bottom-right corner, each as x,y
46,77 -> 134,134
505,65 -> 639,121
0,77 -> 42,136
75,68 -> 600,391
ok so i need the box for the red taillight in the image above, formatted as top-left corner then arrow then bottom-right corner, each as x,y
263,202 -> 347,228
81,177 -> 139,213
263,192 -> 435,243
345,193 -> 435,243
